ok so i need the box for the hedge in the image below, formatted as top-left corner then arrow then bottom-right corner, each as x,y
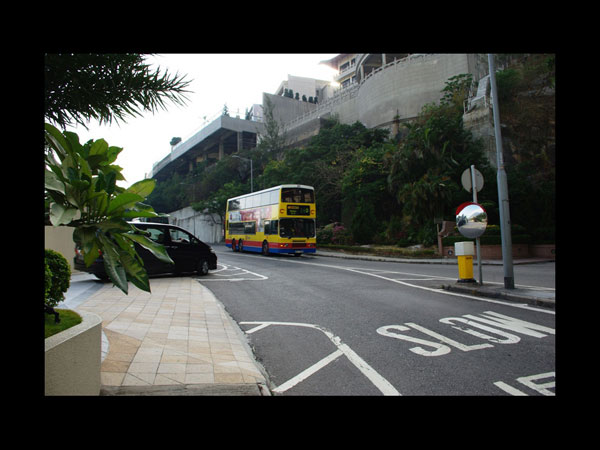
45,249 -> 71,308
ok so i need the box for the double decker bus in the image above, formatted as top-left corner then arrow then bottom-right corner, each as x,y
225,185 -> 316,256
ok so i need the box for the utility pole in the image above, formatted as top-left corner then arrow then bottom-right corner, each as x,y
488,54 -> 515,289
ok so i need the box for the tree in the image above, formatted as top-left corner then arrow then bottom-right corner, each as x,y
44,53 -> 191,129
257,97 -> 287,155
386,75 -> 492,244
192,180 -> 246,226
341,142 -> 395,242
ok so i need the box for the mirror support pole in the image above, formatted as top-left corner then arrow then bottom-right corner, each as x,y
488,54 -> 514,289
470,165 -> 483,285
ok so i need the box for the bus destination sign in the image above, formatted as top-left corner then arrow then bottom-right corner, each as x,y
287,205 -> 310,216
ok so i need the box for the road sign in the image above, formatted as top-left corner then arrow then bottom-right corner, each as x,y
461,167 -> 484,193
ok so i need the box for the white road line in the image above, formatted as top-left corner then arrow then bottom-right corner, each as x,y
201,263 -> 268,282
344,267 -> 555,314
260,257 -> 555,315
240,321 -> 400,396
226,252 -> 555,292
493,381 -> 528,396
272,349 -> 344,393
245,323 -> 271,334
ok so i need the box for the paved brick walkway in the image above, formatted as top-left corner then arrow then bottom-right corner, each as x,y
74,276 -> 267,393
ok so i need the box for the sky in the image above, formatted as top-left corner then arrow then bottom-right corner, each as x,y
63,54 -> 340,188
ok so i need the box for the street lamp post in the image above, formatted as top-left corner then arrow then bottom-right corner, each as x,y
232,155 -> 253,193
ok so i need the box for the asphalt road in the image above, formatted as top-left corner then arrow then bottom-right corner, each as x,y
198,245 -> 556,396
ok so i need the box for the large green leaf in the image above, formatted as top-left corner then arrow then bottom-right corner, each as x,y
118,250 -> 150,292
49,202 -> 78,226
121,209 -> 161,219
89,138 -> 108,157
106,192 -> 144,216
96,219 -> 133,233
84,240 -> 100,267
97,233 -> 128,294
73,225 -> 95,250
125,179 -> 155,198
105,146 -> 123,166
44,123 -> 70,161
123,232 -> 174,265
45,169 -> 65,194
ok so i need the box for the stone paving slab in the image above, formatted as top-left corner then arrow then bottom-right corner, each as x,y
74,276 -> 268,395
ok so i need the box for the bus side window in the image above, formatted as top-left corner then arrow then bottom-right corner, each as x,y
244,222 -> 256,235
264,220 -> 271,235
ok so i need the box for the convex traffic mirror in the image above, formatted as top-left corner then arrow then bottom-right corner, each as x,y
456,202 -> 487,239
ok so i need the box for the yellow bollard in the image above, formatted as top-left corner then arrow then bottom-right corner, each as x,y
455,242 -> 475,283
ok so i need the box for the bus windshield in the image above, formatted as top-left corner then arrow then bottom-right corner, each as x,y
280,218 -> 315,238
281,187 -> 314,203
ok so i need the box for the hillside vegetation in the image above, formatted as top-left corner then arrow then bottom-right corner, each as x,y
147,54 -> 555,247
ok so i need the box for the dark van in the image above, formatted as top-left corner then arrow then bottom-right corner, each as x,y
74,222 -> 217,279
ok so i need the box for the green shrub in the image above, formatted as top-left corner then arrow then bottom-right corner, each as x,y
44,261 -> 52,303
351,199 -> 377,244
316,223 -> 334,244
45,249 -> 71,308
531,226 -> 555,244
331,223 -> 353,245
317,222 -> 353,245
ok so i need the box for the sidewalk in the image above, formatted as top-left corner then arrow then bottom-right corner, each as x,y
72,276 -> 270,396
314,250 -> 555,309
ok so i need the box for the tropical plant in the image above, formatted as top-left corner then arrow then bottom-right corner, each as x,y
44,123 -> 174,294
44,53 -> 191,129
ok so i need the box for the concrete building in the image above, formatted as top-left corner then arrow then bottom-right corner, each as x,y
149,114 -> 264,181
274,74 -> 330,102
277,53 -> 489,147
150,53 -> 490,180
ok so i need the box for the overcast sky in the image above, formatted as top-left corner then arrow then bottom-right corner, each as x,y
63,53 -> 339,187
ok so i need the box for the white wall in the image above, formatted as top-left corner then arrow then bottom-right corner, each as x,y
167,207 -> 223,244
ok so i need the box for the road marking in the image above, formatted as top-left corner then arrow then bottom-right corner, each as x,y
226,251 -> 556,308
222,251 -> 555,292
494,371 -> 555,396
493,381 -> 528,396
201,263 -> 268,282
378,310 -> 554,358
245,255 -> 556,315
272,349 -> 344,393
240,321 -> 400,396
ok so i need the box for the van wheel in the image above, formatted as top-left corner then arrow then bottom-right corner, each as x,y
262,241 -> 270,256
197,259 -> 210,276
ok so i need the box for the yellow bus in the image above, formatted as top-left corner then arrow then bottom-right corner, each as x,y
225,184 -> 316,255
